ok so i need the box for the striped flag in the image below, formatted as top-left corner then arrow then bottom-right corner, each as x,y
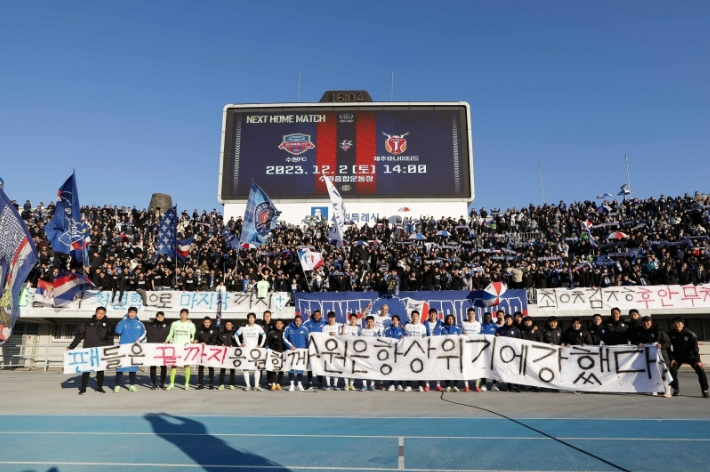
52,272 -> 94,305
177,237 -> 193,262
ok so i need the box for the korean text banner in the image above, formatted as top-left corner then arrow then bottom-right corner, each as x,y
295,290 -> 528,325
308,334 -> 669,393
535,285 -> 710,312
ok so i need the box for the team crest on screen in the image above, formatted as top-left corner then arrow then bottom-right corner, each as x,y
254,202 -> 274,235
383,132 -> 409,155
339,114 -> 354,123
340,140 -> 353,151
278,133 -> 315,155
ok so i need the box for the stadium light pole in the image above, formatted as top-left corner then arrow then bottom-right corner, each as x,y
538,163 -> 546,204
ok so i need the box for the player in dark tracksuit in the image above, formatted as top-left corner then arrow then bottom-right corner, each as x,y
540,317 -> 562,345
588,314 -> 605,345
265,319 -> 287,390
630,315 -> 672,396
67,307 -> 113,394
146,311 -> 171,390
602,308 -> 629,345
667,317 -> 708,398
561,318 -> 594,346
195,317 -> 219,389
496,315 -> 522,392
217,320 -> 237,390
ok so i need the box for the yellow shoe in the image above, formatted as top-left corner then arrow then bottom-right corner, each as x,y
270,384 -> 277,391
276,384 -> 282,390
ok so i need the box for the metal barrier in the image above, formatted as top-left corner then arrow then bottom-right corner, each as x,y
2,343 -> 68,372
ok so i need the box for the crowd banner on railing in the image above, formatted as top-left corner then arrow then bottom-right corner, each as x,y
63,334 -> 670,393
22,289 -> 292,314
64,344 -> 309,374
536,285 -> 710,312
308,334 -> 669,393
295,290 -> 528,324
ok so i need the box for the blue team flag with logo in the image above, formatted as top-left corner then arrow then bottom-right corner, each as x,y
71,221 -> 91,264
0,188 -> 38,344
44,172 -> 83,258
156,206 -> 177,260
240,182 -> 280,248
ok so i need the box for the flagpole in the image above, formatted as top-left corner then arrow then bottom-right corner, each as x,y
625,154 -> 631,190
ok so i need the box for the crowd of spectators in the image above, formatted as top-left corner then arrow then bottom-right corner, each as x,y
13,191 -> 710,296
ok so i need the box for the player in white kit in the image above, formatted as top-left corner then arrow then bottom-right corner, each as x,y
341,313 -> 361,390
461,308 -> 482,392
361,303 -> 392,390
321,311 -> 343,390
234,312 -> 266,391
359,316 -> 381,391
404,310 -> 428,392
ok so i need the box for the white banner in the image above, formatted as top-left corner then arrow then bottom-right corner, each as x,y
308,334 -> 669,393
21,289 -> 292,314
64,344 -> 308,374
536,285 -> 710,312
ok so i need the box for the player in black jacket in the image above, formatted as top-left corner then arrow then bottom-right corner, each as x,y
519,317 -> 542,342
562,318 -> 594,346
603,307 -> 629,345
496,315 -> 522,392
588,314 -> 605,345
265,319 -> 286,390
146,311 -> 170,390
667,317 -> 708,398
217,320 -> 237,390
195,317 -> 219,389
67,307 -> 113,394
540,316 -> 562,345
630,315 -> 672,397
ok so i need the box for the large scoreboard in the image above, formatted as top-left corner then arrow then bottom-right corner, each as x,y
218,102 -> 473,203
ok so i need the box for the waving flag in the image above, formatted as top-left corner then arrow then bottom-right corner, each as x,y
0,188 -> 38,343
44,173 -> 83,259
177,237 -> 194,262
156,206 -> 177,260
322,173 -> 346,248
298,249 -> 324,271
52,272 -> 94,305
71,221 -> 91,264
223,231 -> 240,250
240,182 -> 280,248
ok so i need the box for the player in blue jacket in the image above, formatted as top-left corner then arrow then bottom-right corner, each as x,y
385,315 -> 406,391
441,314 -> 462,392
478,312 -> 499,391
113,307 -> 146,393
424,309 -> 444,392
303,310 -> 325,390
283,315 -> 310,391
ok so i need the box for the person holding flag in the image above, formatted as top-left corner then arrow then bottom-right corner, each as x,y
240,182 -> 280,248
322,173 -> 346,248
43,172 -> 83,267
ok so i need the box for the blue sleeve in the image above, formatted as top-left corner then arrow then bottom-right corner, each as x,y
115,319 -> 126,335
425,324 -> 431,336
283,329 -> 293,349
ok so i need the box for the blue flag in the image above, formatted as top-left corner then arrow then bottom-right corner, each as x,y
156,206 -> 177,260
223,231 -> 240,250
71,221 -> 91,265
0,189 -> 38,344
240,182 -> 280,247
44,173 -> 83,258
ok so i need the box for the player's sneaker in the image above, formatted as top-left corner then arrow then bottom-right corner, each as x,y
436,385 -> 444,392
445,387 -> 451,392
288,384 -> 295,392
379,384 -> 386,391
490,384 -> 500,392
128,385 -> 138,392
78,388 -> 86,395
270,384 -> 277,391
424,385 -> 430,392
334,386 -> 341,391
478,385 -> 485,392
96,388 -> 106,393
150,384 -> 158,391
703,391 -> 709,398
324,387 -> 332,391
404,386 -> 412,392
388,385 -> 395,392
184,385 -> 191,391
452,386 -> 459,392
396,385 -> 403,392
361,385 -> 368,392
228,385 -> 236,390
297,384 -> 305,392
166,384 -> 175,391
369,384 -> 375,391
113,386 -> 120,393
218,385 -> 225,391
254,386 -> 263,392
464,386 -> 470,392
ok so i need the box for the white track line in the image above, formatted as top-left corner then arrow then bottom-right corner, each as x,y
0,431 -> 707,441
0,462 -> 610,472
398,437 -> 405,470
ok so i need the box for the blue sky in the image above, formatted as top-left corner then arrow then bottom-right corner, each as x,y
1,1 -> 708,213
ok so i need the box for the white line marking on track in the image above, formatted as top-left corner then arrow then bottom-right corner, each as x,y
0,462 -> 611,472
398,437 -> 404,470
0,431 -> 707,441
